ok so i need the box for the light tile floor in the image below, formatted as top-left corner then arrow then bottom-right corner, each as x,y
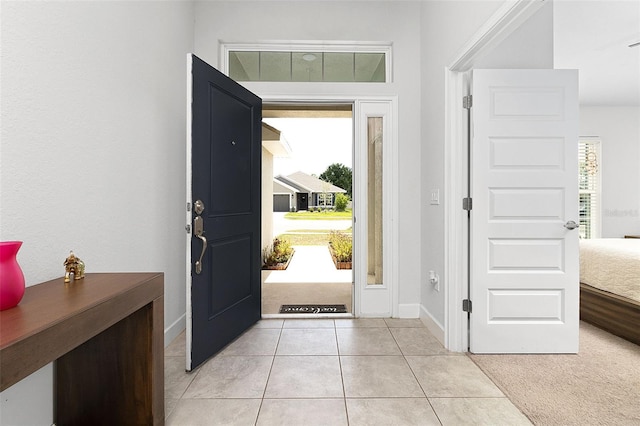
165,318 -> 532,425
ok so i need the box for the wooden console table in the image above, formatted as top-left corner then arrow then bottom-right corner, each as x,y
0,273 -> 164,425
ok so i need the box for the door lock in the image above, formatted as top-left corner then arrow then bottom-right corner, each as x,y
194,199 -> 205,215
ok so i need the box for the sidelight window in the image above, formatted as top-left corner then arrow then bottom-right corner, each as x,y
367,117 -> 384,285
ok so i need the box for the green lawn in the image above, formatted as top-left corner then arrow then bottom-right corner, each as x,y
284,210 -> 353,220
278,229 -> 352,246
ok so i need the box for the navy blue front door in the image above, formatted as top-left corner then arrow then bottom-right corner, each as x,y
297,193 -> 308,211
188,54 -> 262,370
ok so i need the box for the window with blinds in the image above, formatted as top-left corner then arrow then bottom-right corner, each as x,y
578,138 -> 601,239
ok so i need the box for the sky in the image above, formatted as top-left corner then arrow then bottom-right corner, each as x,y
263,117 -> 352,177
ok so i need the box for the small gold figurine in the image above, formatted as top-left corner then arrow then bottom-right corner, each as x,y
64,251 -> 85,283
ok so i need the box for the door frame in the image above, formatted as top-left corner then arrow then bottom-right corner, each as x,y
261,95 -> 399,318
444,0 -> 548,351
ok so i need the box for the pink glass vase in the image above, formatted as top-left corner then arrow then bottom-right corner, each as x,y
0,241 -> 26,310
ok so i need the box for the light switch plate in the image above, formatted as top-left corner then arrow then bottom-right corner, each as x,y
430,189 -> 440,205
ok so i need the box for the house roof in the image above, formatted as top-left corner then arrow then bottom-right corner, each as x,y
275,171 -> 346,194
273,179 -> 298,194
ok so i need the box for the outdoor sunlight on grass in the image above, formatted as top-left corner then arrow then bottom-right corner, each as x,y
278,229 -> 352,245
284,210 -> 352,220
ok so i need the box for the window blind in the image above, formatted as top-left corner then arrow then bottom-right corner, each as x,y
578,138 -> 601,239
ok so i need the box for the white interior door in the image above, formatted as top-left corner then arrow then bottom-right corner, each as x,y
470,69 -> 579,353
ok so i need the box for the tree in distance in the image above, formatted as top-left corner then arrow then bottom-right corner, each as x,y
319,163 -> 352,198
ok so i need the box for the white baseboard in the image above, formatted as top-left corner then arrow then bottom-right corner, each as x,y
164,313 -> 186,348
397,303 -> 421,318
420,305 -> 445,345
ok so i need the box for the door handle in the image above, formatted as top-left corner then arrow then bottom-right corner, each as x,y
193,212 -> 207,274
195,233 -> 207,274
564,220 -> 579,230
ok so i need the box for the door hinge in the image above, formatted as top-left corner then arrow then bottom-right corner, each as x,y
462,299 -> 472,313
463,95 -> 472,109
462,197 -> 472,211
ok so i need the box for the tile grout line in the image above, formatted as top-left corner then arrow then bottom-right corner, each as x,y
390,325 -> 446,426
334,320 -> 351,425
254,321 -> 285,425
166,319 -> 461,424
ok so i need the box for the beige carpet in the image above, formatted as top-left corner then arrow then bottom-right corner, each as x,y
469,322 -> 640,426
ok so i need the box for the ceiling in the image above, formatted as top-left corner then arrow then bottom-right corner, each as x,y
554,0 -> 640,106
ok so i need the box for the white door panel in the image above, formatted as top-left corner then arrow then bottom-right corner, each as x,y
471,69 -> 579,354
354,100 -> 397,317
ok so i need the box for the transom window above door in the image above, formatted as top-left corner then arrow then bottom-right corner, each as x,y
223,43 -> 391,83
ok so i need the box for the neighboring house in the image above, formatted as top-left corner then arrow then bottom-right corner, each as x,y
273,171 -> 347,212
272,179 -> 299,213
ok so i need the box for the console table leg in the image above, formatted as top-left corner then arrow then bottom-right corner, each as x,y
56,300 -> 164,425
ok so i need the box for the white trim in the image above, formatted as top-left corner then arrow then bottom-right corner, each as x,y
444,0 -> 546,352
391,98 -> 400,318
220,41 -> 394,83
443,70 -> 470,352
449,0 -> 547,72
420,305 -> 445,346
164,313 -> 186,348
398,304 -> 420,318
185,54 -> 194,371
259,94 -> 398,319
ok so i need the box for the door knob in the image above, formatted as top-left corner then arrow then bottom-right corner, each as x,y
564,220 -> 579,230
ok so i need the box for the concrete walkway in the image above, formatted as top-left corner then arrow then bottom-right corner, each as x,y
261,245 -> 353,314
262,245 -> 352,284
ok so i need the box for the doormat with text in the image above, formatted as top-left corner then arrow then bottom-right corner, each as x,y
279,304 -> 348,314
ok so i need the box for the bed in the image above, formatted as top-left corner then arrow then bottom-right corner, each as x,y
579,238 -> 640,345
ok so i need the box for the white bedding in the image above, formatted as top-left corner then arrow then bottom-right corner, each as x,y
579,238 -> 640,303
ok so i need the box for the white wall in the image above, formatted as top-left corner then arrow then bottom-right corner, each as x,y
0,1 -> 194,424
474,0 -> 554,70
419,0 -> 554,331
193,0 -> 424,314
580,106 -> 640,237
262,147 -> 274,250
419,0 -> 505,330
